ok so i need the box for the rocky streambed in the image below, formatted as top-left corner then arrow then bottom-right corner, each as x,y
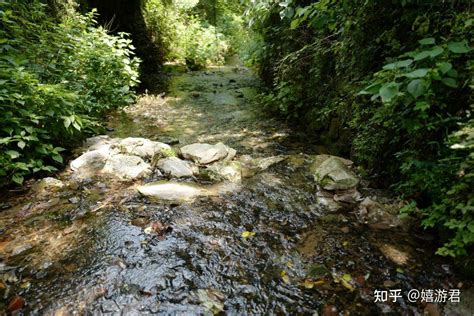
0,64 -> 471,315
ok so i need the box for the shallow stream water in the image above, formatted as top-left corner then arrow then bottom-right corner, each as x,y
0,64 -> 469,315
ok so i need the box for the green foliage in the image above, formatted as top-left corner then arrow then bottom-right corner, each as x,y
356,18 -> 473,257
0,1 -> 139,187
144,0 -> 248,68
246,1 -> 473,257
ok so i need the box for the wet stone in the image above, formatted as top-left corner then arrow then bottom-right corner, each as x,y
203,161 -> 242,182
115,137 -> 171,159
137,182 -> 207,201
157,156 -> 198,178
70,150 -> 109,176
180,142 -> 236,164
33,177 -> 64,194
102,154 -> 152,180
358,197 -> 409,230
310,155 -> 359,190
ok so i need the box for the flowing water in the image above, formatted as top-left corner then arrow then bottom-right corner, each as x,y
0,64 -> 469,315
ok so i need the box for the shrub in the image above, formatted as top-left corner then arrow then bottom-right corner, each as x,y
144,0 -> 247,68
0,1 -> 139,187
358,34 -> 473,256
245,0 -> 473,256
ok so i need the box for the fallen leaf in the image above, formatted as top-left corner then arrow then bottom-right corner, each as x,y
334,273 -> 355,291
303,279 -> 315,289
280,270 -> 290,284
302,279 -> 325,289
314,280 -> 325,286
342,274 -> 352,282
8,295 -> 25,312
241,231 -> 256,238
355,275 -> 366,287
341,278 -> 355,291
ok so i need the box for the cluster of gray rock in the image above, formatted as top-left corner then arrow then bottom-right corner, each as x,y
68,136 -> 242,201
66,135 -> 408,229
310,155 -> 409,230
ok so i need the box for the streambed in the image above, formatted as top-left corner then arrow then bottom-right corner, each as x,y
0,64 -> 469,315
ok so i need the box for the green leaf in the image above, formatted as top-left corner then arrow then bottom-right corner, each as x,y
6,150 -> 20,159
42,165 -> 58,172
52,154 -> 63,163
418,37 -> 435,45
414,101 -> 430,111
290,18 -> 301,30
379,82 -> 399,103
404,68 -> 429,78
438,62 -> 452,74
447,41 -> 470,54
12,174 -> 24,185
384,59 -> 413,70
64,117 -> 72,129
441,78 -> 458,88
407,79 -> 428,98
359,83 -> 381,95
414,50 -> 431,61
0,137 -> 12,144
17,141 -> 26,149
72,121 -> 81,131
429,46 -> 444,58
447,69 -> 458,78
395,59 -> 413,68
382,63 -> 396,70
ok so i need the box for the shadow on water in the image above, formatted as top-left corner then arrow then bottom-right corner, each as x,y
0,63 -> 469,314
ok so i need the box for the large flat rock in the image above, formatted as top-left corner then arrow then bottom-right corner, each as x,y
70,150 -> 109,176
137,182 -> 207,201
102,154 -> 152,180
116,137 -> 171,159
137,181 -> 240,202
71,135 -> 170,180
180,143 -> 236,164
157,157 -> 198,178
203,161 -> 242,182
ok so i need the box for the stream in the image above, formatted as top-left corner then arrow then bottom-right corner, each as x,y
0,64 -> 470,315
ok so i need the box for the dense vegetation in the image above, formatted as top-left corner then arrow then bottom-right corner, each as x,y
144,0 -> 249,68
0,1 -> 139,187
1,0 -> 472,259
245,0 -> 473,257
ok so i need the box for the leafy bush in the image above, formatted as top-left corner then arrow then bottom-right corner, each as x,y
144,0 -> 246,68
184,17 -> 229,68
0,1 -> 139,187
358,35 -> 473,256
246,1 -> 473,256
